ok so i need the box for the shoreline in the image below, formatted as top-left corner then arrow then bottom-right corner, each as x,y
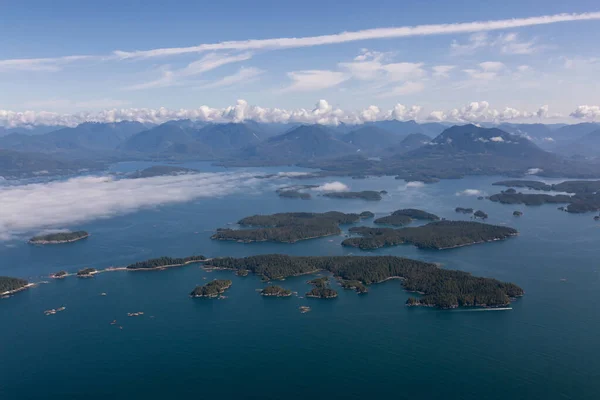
29,234 -> 90,245
1,283 -> 35,298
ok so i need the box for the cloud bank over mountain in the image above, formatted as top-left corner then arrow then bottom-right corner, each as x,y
2,99 -> 595,128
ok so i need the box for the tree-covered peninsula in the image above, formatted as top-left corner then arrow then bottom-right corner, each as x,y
374,208 -> 440,226
374,214 -> 413,226
260,285 -> 292,297
29,231 -> 89,244
190,280 -> 232,298
455,207 -> 474,214
76,268 -> 97,277
322,191 -> 383,201
126,255 -> 206,270
0,276 -> 29,294
342,221 -> 517,250
204,255 -> 523,309
211,211 -> 361,243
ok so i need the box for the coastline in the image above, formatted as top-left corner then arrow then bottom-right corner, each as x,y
29,234 -> 90,245
1,283 -> 35,298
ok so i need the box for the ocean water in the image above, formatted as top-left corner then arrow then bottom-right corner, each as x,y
1,163 -> 599,399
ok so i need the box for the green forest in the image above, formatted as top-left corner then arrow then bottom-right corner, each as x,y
0,276 -> 29,293
211,211 -> 361,243
29,230 -> 89,243
126,255 -> 206,269
205,254 -> 523,308
190,280 -> 232,298
342,221 -> 517,250
261,285 -> 292,297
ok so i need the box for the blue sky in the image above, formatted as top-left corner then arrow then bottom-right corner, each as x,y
1,0 -> 599,126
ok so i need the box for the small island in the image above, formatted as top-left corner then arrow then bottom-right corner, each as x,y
205,255 -> 523,309
211,211 -> 361,243
260,285 -> 292,297
374,214 -> 412,226
342,220 -> 517,250
29,231 -> 89,245
51,270 -> 68,279
0,276 -> 30,297
390,209 -> 440,221
236,269 -> 249,277
359,211 -> 374,219
513,211 -> 523,217
473,210 -> 488,219
76,267 -> 97,277
306,277 -> 338,299
455,207 -> 474,214
277,190 -> 311,200
190,280 -> 232,298
128,165 -> 199,179
489,192 -> 571,206
322,191 -> 383,201
340,280 -> 368,294
126,255 -> 206,270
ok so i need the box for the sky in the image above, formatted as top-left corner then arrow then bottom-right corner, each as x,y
1,0 -> 599,126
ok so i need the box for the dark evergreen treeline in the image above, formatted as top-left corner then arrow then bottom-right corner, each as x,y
278,190 -> 311,200
455,207 -> 474,214
77,268 -> 96,276
205,254 -> 523,308
374,214 -> 413,226
190,280 -> 232,297
211,212 -> 360,243
261,285 -> 292,297
322,191 -> 383,201
306,276 -> 338,298
126,255 -> 206,269
0,276 -> 28,292
473,210 -> 488,219
340,280 -> 368,294
359,211 -> 374,219
391,209 -> 440,220
491,180 -> 600,213
29,230 -> 88,243
342,221 -> 517,250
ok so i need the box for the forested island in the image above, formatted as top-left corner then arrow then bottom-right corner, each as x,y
126,255 -> 206,270
211,211 -> 361,243
359,211 -> 374,219
491,180 -> 600,213
306,277 -> 338,299
340,280 -> 368,294
277,190 -> 311,200
322,191 -> 383,201
342,221 -> 517,250
374,208 -> 440,226
0,276 -> 30,295
260,285 -> 292,297
473,210 -> 488,219
51,270 -> 67,279
190,280 -> 232,298
455,207 -> 474,214
204,255 -> 523,309
76,268 -> 97,277
29,231 -> 89,244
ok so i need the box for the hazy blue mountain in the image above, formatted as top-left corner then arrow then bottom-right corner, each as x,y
367,120 -> 423,136
0,149 -> 100,179
555,129 -> 600,158
552,123 -> 600,141
238,124 -> 357,162
0,125 -> 64,137
0,121 -> 148,153
195,123 -> 263,151
341,126 -> 402,151
385,133 -> 432,155
120,122 -> 198,153
418,122 -> 449,137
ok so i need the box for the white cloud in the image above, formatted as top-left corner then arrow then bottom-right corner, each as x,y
490,136 -> 505,142
197,67 -> 264,89
125,52 -> 253,90
451,32 -> 542,55
456,189 -> 484,196
479,61 -> 505,72
315,182 -> 349,192
543,137 -> 555,142
405,181 -> 425,188
428,101 -> 546,122
570,105 -> 600,120
432,65 -> 455,78
283,70 -> 349,92
3,12 -> 598,69
526,168 -> 543,175
0,172 -> 264,240
379,81 -> 425,97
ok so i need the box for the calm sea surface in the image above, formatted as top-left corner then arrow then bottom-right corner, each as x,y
1,162 -> 599,399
